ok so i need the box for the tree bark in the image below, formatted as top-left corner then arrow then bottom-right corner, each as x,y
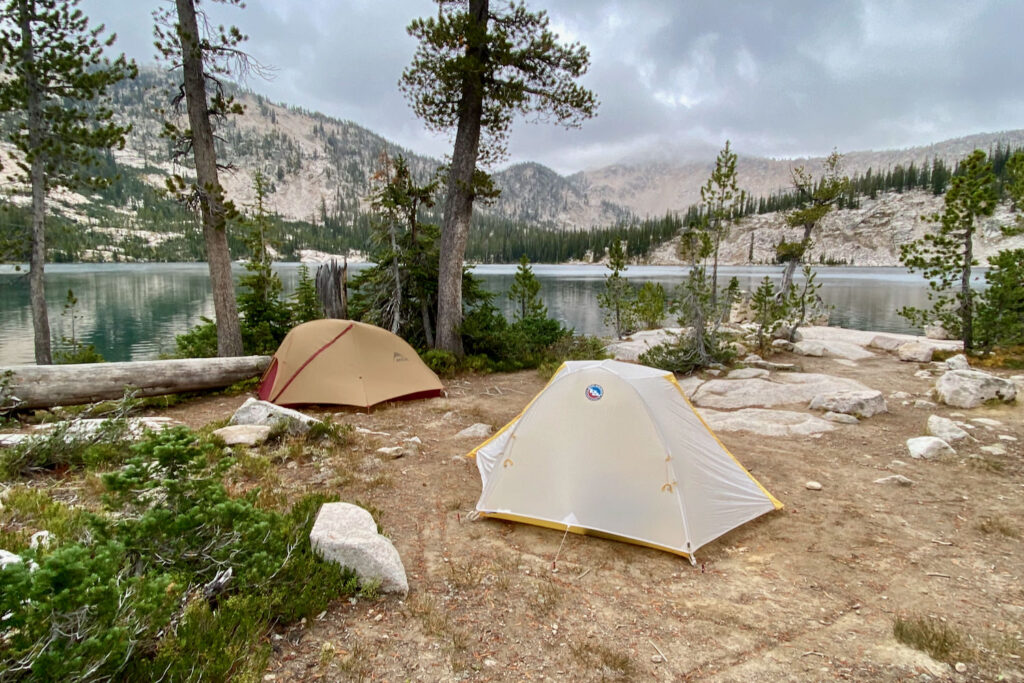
1,356 -> 271,410
961,228 -> 973,351
18,1 -> 52,365
434,0 -> 488,355
175,0 -> 243,357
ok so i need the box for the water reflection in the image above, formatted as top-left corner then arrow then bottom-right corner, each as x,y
1,262 -> 936,364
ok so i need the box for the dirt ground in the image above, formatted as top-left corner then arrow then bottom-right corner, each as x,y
10,350 -> 1024,681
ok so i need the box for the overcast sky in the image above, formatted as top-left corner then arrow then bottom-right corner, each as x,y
80,0 -> 1024,175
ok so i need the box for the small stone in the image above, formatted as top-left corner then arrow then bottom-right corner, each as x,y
651,654 -> 665,664
897,342 -> 934,363
456,423 -> 493,439
805,481 -> 823,491
936,370 -> 1017,408
927,415 -> 970,443
954,662 -> 966,673
998,434 -> 1018,441
945,354 -> 970,371
793,341 -> 826,357
913,400 -> 936,409
980,444 -> 1006,456
969,417 -> 1003,427
914,370 -> 933,379
286,460 -> 298,469
890,391 -> 912,400
404,436 -> 422,445
771,338 -> 794,352
376,446 -> 405,458
890,459 -> 907,467
874,474 -> 914,486
705,368 -> 721,377
907,436 -> 955,460
484,658 -> 498,668
213,424 -> 273,446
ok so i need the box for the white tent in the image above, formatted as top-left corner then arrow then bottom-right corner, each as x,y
468,360 -> 782,562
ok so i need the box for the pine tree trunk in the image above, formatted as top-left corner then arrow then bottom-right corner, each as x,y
434,0 -> 488,355
961,229 -> 973,351
20,0 -> 52,365
176,0 -> 243,357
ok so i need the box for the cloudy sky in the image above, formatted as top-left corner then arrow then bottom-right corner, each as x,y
81,0 -> 1023,175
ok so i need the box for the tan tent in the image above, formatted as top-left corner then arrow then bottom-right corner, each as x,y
257,320 -> 443,408
468,360 -> 782,562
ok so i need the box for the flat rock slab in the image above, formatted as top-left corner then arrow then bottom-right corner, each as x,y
934,370 -> 1017,409
310,502 -> 408,595
697,407 -> 835,437
230,397 -> 319,435
692,373 -> 873,410
213,424 -> 272,446
604,328 -> 685,362
796,339 -> 876,361
797,326 -> 961,352
725,368 -> 769,380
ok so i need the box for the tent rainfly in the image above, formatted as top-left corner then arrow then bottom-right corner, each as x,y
257,319 -> 443,408
468,360 -> 782,562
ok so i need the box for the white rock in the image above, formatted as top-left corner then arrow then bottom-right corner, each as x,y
404,436 -> 422,445
907,436 -> 955,460
697,408 -> 835,437
874,475 -> 914,486
809,390 -> 887,418
823,411 -> 859,424
743,354 -> 763,363
213,424 -> 272,446
869,335 -> 904,351
309,503 -> 408,595
725,367 -> 769,380
355,427 -> 391,437
969,417 -> 1003,427
805,481 -> 823,491
811,340 -> 877,360
913,370 -> 933,379
954,662 -> 967,674
890,460 -> 908,467
980,444 -> 1007,456
998,434 -> 1018,442
29,530 -> 53,549
924,323 -> 949,340
944,354 -> 970,371
897,342 -> 934,363
935,370 -> 1017,408
793,341 -> 825,357
376,446 -> 405,458
832,358 -> 859,367
890,391 -> 912,400
926,416 -> 970,443
771,339 -> 794,352
230,398 -> 319,435
913,400 -> 936,409
692,372 -> 874,410
456,423 -> 492,439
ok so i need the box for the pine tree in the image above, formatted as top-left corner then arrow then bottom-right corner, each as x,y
401,0 -> 597,354
700,141 -> 744,308
597,239 -> 636,339
507,254 -> 545,320
899,150 -> 997,351
0,0 -> 136,364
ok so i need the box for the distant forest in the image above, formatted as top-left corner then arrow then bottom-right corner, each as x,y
1,138 -> 1021,265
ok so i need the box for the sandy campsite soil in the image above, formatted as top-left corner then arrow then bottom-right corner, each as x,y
4,339 -> 1022,681
138,343 -> 1024,682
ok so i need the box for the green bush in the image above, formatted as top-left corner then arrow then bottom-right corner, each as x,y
638,332 -> 735,374
1,428 -> 362,681
0,414 -> 133,479
421,349 -> 459,377
174,316 -> 219,358
53,340 -> 105,365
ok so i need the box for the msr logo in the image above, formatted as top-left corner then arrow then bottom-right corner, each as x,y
584,384 -> 603,401
393,352 -> 407,362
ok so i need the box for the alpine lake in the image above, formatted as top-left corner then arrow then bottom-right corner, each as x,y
0,262 -> 949,364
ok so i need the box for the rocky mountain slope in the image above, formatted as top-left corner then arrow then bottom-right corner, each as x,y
3,67 -> 1023,265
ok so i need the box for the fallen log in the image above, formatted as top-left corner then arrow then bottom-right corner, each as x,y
1,356 -> 271,410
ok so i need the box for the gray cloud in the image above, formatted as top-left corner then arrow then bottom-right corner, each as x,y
80,0 -> 1022,174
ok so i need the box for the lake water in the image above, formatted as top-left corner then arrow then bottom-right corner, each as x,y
0,262 -> 941,364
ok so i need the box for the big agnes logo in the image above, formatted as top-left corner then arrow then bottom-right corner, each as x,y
584,384 -> 603,401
